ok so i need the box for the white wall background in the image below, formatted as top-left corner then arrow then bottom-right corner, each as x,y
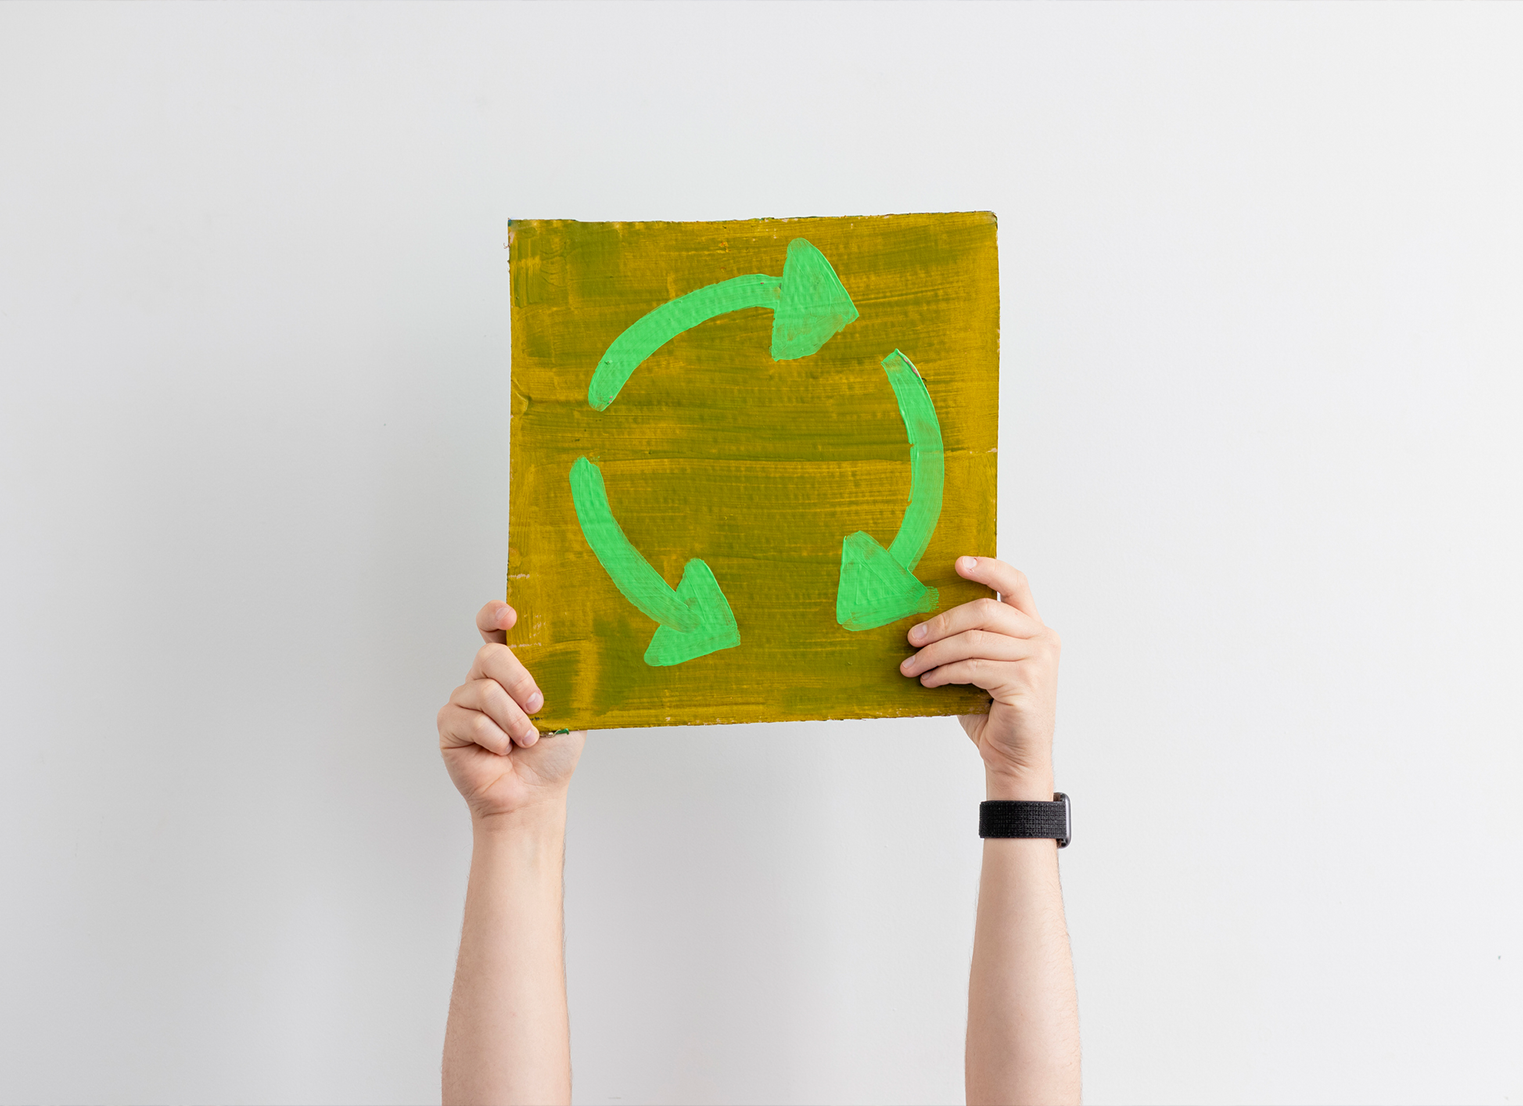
1,4 -> 1519,1104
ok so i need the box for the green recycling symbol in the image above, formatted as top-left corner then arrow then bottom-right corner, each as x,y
569,238 -> 945,667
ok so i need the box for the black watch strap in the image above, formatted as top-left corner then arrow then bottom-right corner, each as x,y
979,793 -> 1070,847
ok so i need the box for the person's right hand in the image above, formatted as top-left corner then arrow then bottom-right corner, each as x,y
437,601 -> 586,822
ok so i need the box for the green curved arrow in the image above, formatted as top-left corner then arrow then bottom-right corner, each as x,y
587,238 -> 859,410
568,456 -> 740,666
836,349 -> 945,631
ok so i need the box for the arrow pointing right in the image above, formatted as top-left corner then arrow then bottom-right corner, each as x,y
587,238 -> 859,411
836,349 -> 945,631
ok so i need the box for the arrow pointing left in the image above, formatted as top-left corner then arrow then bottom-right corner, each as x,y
568,456 -> 741,666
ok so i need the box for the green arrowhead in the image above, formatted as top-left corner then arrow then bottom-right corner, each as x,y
835,531 -> 939,631
644,558 -> 741,666
770,238 -> 860,361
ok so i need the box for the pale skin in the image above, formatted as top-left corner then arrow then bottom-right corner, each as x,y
438,555 -> 1079,1105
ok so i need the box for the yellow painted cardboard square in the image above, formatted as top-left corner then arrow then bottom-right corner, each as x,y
508,212 -> 999,731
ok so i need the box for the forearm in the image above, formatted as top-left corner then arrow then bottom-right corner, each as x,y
443,799 -> 571,1106
966,767 -> 1081,1105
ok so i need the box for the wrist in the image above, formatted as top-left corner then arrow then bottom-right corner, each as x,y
984,763 -> 1055,802
471,792 -> 568,840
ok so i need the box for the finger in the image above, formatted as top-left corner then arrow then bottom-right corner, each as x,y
469,642 -> 545,717
955,556 -> 1041,620
437,702 -> 514,756
450,678 -> 539,747
907,595 -> 1038,648
917,657 -> 1006,692
476,601 -> 518,645
900,628 -> 1035,678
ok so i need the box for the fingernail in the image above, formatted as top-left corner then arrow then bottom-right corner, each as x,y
909,623 -> 927,642
900,657 -> 915,673
525,690 -> 543,713
959,556 -> 977,571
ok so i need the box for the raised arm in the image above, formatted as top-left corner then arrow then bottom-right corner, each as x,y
901,557 -> 1081,1105
438,601 -> 587,1106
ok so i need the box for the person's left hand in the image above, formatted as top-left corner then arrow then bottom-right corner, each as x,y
898,556 -> 1061,797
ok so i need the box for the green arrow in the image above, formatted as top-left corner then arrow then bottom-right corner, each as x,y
587,238 -> 859,411
568,456 -> 740,666
836,349 -> 945,631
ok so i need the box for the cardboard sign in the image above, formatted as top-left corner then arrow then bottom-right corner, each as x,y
507,212 -> 999,730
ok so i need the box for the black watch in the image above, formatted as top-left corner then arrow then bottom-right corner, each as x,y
979,793 -> 1070,847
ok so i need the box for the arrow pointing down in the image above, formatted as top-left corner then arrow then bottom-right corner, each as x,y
836,349 -> 945,631
569,456 -> 740,666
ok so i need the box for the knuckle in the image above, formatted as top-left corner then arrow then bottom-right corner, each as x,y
478,680 -> 506,714
492,689 -> 526,727
504,667 -> 537,697
469,712 -> 499,746
495,688 -> 531,730
976,597 -> 1001,619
